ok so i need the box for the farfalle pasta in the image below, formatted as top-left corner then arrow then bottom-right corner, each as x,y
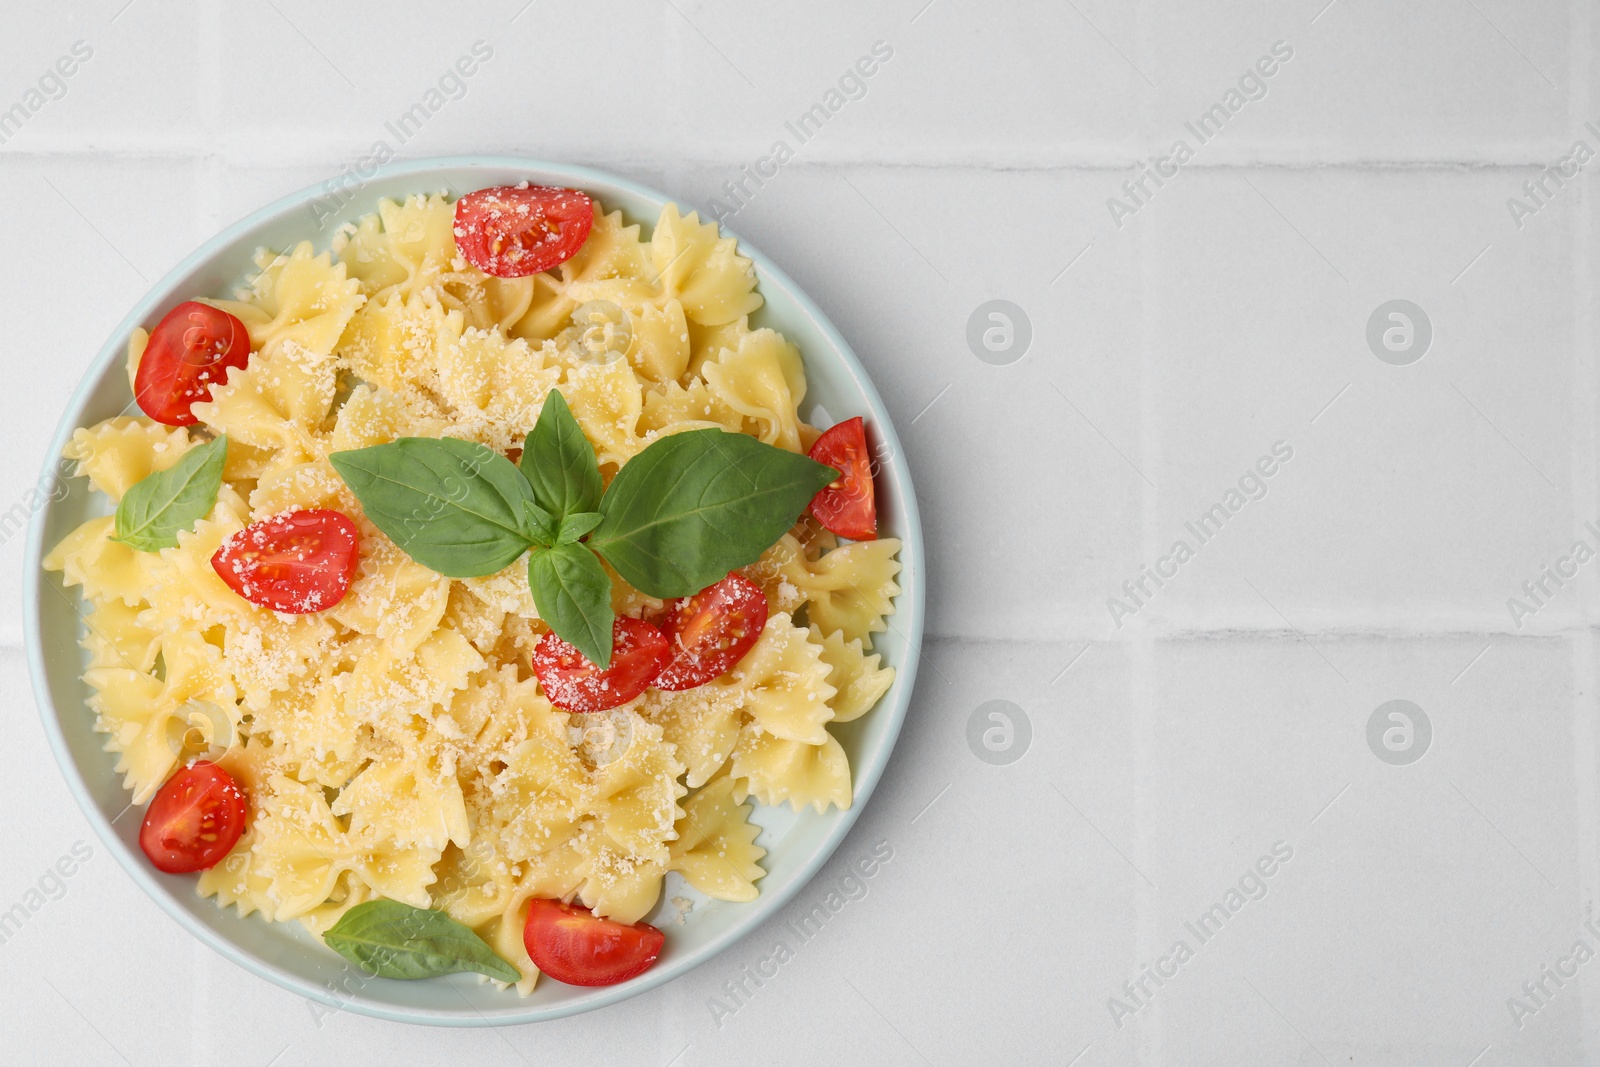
44,188 -> 902,993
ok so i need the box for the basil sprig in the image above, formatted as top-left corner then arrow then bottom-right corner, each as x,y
322,899 -> 520,983
112,433 -> 228,552
329,389 -> 836,668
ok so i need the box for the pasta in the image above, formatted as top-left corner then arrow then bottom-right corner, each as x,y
45,191 -> 902,992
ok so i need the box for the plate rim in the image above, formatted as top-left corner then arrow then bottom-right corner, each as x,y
22,155 -> 924,1026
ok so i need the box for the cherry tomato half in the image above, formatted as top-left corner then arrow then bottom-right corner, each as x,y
211,509 -> 361,614
523,898 -> 665,987
531,617 -> 669,713
653,574 -> 769,691
807,416 -> 877,541
453,185 -> 594,278
134,301 -> 253,426
138,761 -> 248,874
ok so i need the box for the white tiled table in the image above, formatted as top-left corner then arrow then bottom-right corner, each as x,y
2,0 -> 1596,1063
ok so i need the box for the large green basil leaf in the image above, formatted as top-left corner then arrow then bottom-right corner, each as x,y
329,438 -> 535,577
323,899 -> 520,983
112,433 -> 228,552
521,389 -> 601,520
587,429 -> 837,598
528,542 -> 615,667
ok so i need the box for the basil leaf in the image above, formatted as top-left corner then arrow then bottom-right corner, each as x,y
330,438 -> 536,577
112,433 -> 228,552
555,511 -> 603,545
521,389 -> 601,519
323,899 -> 520,983
522,499 -> 558,546
588,429 -> 838,598
528,542 -> 615,666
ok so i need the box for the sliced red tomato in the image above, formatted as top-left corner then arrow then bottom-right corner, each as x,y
453,185 -> 594,278
807,416 -> 877,541
653,574 -> 769,691
134,301 -> 252,426
523,898 -> 665,987
138,761 -> 248,874
210,509 -> 361,614
531,616 -> 669,712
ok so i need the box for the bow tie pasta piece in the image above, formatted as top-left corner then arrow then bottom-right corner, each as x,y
64,417 -> 195,501
245,672 -> 362,788
83,597 -> 161,672
639,683 -> 744,789
809,626 -> 896,724
295,873 -> 379,938
509,204 -> 654,342
333,751 -> 471,853
440,664 -> 557,766
574,836 -> 668,925
345,627 -> 484,728
247,457 -> 358,519
327,536 -> 451,658
668,775 -> 766,903
196,737 -> 288,918
461,557 -> 539,618
190,340 -> 340,461
779,536 -> 904,647
250,775 -> 441,920
583,713 -> 686,864
627,299 -> 690,383
370,194 -> 458,300
649,204 -> 762,328
143,493 -> 338,711
338,290 -> 461,403
480,893 -> 542,994
638,378 -> 744,441
490,730 -> 590,864
731,727 -> 852,815
724,612 -> 837,745
211,242 -> 365,357
701,328 -> 808,452
86,630 -> 238,803
442,583 -> 509,656
327,382 -> 451,452
432,839 -> 523,933
433,326 -> 561,450
560,358 -> 648,469
44,515 -> 166,608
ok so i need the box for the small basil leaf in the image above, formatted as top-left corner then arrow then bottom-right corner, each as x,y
330,438 -> 536,577
588,429 -> 838,598
112,433 -> 228,552
528,542 -> 615,667
521,389 -> 601,519
522,499 -> 558,546
323,899 -> 520,983
555,511 -> 604,545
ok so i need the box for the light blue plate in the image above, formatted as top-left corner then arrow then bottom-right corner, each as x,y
22,157 -> 924,1026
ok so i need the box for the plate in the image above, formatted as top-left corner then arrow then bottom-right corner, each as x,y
22,157 -> 924,1025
